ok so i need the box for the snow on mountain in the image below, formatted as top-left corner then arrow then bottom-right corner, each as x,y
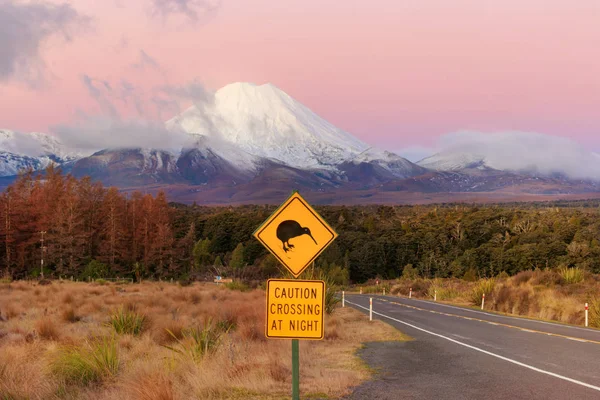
418,152 -> 490,172
350,147 -> 427,178
166,82 -> 370,169
417,131 -> 600,180
0,129 -> 84,176
186,133 -> 261,171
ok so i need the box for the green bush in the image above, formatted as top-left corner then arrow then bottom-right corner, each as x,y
402,264 -> 419,280
470,279 -> 496,306
327,264 -> 349,286
81,260 -> 108,281
108,307 -> 147,335
51,337 -> 119,386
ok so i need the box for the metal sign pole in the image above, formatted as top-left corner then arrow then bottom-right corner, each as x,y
292,339 -> 300,400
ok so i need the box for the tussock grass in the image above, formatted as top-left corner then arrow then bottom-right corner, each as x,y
108,307 -> 148,335
61,307 -> 81,323
35,318 -> 60,341
470,279 -> 496,306
375,272 -> 600,326
426,279 -> 461,301
163,318 -> 227,362
124,371 -> 175,400
0,280 -> 406,399
51,337 -> 119,386
559,267 -> 585,284
3,303 -> 20,320
589,297 -> 600,328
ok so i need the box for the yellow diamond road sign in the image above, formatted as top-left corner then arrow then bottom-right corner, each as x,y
253,192 -> 338,278
266,279 -> 325,340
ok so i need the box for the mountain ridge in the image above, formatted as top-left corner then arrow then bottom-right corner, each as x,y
1,83 -> 600,203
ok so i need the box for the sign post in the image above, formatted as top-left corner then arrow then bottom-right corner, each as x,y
292,339 -> 300,400
254,191 -> 337,400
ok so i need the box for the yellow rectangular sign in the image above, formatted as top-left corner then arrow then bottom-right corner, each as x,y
266,279 -> 325,340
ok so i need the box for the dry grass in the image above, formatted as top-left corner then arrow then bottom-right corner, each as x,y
0,280 -> 404,399
385,270 -> 600,326
35,318 -> 61,341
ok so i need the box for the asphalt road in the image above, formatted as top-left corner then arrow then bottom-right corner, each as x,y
344,294 -> 600,400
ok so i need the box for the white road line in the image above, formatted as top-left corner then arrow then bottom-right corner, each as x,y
346,300 -> 600,393
388,296 -> 598,334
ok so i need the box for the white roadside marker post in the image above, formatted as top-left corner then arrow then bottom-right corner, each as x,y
360,287 -> 362,295
383,288 -> 386,296
369,298 -> 373,321
481,293 -> 486,310
342,291 -> 345,307
585,303 -> 589,327
409,287 -> 412,299
434,290 -> 437,302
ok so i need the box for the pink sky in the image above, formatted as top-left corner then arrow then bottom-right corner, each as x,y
0,0 -> 599,157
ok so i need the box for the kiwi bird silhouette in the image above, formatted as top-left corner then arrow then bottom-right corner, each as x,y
276,220 -> 317,253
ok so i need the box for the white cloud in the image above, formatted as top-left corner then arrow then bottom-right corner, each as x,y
431,130 -> 600,180
50,78 -> 214,152
0,131 -> 44,156
0,1 -> 88,85
50,116 -> 194,153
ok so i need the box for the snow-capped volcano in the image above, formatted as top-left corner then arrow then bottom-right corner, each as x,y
167,82 -> 370,169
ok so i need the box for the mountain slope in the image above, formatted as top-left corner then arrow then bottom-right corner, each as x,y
167,82 -> 370,169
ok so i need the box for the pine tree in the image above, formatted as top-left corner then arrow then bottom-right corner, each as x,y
193,238 -> 212,272
230,243 -> 245,270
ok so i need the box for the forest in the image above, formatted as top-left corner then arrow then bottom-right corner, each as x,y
2,167 -> 600,283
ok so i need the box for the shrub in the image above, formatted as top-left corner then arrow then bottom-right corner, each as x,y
81,260 -> 108,281
108,307 -> 147,335
327,264 -> 349,286
402,264 -> 419,280
559,267 -> 585,284
513,270 -> 533,285
470,279 -> 496,306
51,337 -> 119,386
531,269 -> 561,286
496,271 -> 510,280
